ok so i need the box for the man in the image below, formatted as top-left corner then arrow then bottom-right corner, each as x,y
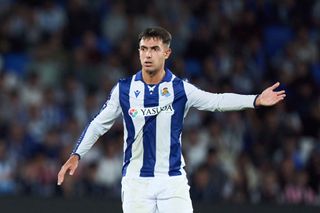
57,27 -> 286,212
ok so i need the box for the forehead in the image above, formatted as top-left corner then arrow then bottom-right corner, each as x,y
139,37 -> 165,47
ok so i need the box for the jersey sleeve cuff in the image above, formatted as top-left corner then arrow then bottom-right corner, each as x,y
253,94 -> 260,109
71,153 -> 81,160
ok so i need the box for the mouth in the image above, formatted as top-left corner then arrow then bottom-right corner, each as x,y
144,61 -> 153,67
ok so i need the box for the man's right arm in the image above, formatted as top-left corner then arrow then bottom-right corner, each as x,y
71,83 -> 122,158
57,83 -> 122,185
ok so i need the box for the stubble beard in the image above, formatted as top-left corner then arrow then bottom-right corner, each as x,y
143,65 -> 161,77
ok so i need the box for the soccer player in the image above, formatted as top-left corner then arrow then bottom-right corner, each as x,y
57,27 -> 286,213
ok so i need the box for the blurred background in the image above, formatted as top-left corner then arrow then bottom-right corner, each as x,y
0,0 -> 319,212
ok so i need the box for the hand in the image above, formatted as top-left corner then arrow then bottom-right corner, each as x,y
57,154 -> 79,185
255,82 -> 286,107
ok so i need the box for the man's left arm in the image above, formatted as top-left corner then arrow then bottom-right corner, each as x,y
184,81 -> 286,112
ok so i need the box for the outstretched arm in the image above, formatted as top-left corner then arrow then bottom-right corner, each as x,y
57,83 -> 122,185
255,82 -> 286,107
183,81 -> 285,112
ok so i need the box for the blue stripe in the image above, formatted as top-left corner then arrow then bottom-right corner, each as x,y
169,78 -> 187,176
119,77 -> 135,176
140,84 -> 159,177
135,70 -> 143,81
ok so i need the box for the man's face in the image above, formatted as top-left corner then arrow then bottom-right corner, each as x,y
139,37 -> 171,73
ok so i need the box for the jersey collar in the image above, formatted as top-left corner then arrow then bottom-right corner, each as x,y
135,68 -> 173,83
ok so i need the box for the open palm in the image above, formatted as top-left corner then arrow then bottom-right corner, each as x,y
256,82 -> 286,106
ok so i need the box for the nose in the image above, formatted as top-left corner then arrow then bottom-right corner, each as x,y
145,50 -> 152,58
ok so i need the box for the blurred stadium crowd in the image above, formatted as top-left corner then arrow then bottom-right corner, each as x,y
0,0 -> 319,205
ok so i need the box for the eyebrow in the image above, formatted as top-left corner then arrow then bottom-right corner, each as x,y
140,45 -> 161,49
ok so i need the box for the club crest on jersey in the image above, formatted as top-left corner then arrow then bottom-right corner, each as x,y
128,108 -> 138,118
161,87 -> 170,97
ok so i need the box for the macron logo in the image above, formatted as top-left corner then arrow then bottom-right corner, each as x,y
134,90 -> 140,98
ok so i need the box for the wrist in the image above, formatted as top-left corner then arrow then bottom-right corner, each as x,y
254,94 -> 260,108
71,153 -> 81,161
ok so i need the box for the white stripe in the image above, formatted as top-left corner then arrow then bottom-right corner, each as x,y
179,133 -> 186,171
126,77 -> 146,177
155,82 -> 175,176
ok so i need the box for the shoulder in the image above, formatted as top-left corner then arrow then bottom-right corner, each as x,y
179,79 -> 201,96
170,76 -> 192,98
117,75 -> 135,95
118,76 -> 134,84
118,76 -> 135,90
172,75 -> 189,86
178,78 -> 196,89
170,76 -> 198,92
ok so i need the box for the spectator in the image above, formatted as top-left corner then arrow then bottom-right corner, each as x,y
0,141 -> 16,195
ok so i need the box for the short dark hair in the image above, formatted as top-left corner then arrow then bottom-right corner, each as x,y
138,27 -> 172,47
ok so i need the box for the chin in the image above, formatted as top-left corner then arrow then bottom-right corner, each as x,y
143,67 -> 157,73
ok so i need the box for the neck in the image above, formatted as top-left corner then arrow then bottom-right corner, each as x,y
142,68 -> 166,84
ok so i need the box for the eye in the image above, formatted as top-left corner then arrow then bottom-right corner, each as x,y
139,47 -> 147,51
152,47 -> 160,52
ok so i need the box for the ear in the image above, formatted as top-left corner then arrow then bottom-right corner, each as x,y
164,48 -> 172,59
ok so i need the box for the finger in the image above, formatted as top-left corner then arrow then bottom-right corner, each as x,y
270,82 -> 280,90
69,165 -> 77,176
276,90 -> 286,95
57,175 -> 64,185
275,96 -> 285,103
57,167 -> 67,185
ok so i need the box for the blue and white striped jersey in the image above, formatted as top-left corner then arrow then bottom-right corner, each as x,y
72,69 -> 257,178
